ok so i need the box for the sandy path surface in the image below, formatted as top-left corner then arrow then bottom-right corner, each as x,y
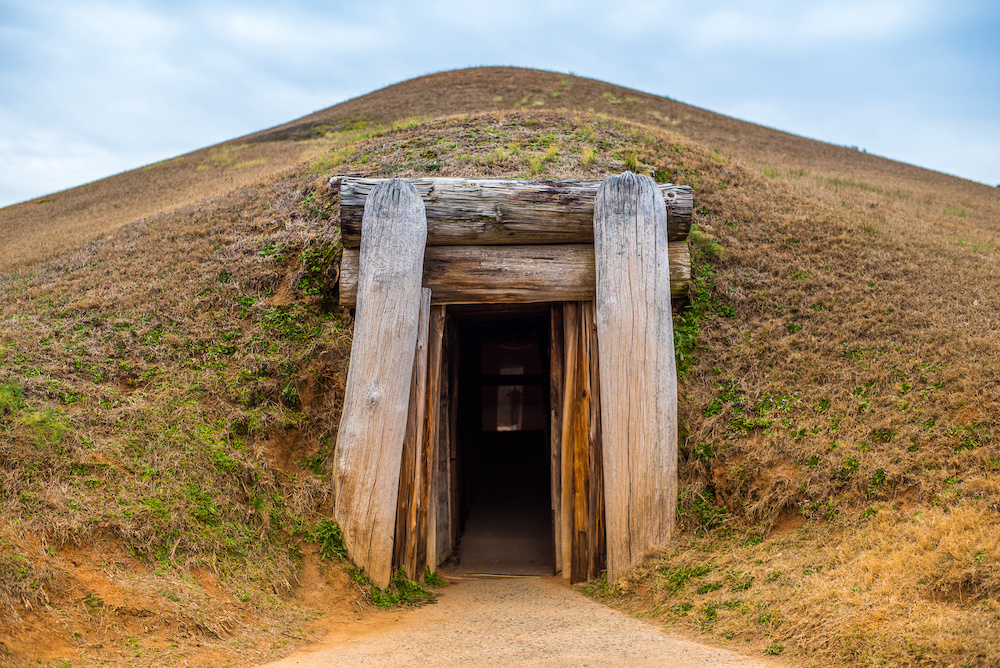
262,574 -> 784,667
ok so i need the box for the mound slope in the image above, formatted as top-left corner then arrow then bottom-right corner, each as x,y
1,68 -> 999,667
3,66 -> 988,273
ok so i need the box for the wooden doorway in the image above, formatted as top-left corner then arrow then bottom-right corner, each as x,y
335,175 -> 680,587
448,304 -> 554,575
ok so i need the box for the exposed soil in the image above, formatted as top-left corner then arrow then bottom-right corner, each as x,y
261,574 -> 785,668
0,543 -> 364,668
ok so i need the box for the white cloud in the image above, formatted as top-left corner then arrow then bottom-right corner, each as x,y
681,0 -> 929,52
203,7 -> 388,62
0,110 -> 139,203
0,0 -> 996,206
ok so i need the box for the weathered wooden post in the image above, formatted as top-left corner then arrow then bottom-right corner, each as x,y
394,289 -> 431,579
334,180 -> 427,588
594,172 -> 678,582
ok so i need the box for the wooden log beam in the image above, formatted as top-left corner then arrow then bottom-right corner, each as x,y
594,172 -> 678,583
335,177 -> 692,247
333,179 -> 427,590
340,242 -> 690,306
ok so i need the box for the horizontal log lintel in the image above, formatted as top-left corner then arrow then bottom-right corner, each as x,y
340,243 -> 690,307
334,177 -> 693,248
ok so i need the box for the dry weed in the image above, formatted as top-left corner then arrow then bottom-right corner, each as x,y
1,68 -> 998,666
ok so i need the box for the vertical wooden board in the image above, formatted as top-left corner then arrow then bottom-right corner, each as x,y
422,304 -> 445,572
594,172 -> 678,583
395,289 -> 431,580
559,303 -> 579,581
333,180 -> 427,590
549,304 -> 564,574
393,423 -> 415,572
446,320 -> 461,554
570,305 -> 592,584
584,301 -> 606,581
434,328 -> 452,568
561,301 -> 605,584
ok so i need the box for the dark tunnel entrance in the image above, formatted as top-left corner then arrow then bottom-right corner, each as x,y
450,304 -> 554,575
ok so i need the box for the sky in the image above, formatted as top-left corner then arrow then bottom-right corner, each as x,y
0,0 -> 998,208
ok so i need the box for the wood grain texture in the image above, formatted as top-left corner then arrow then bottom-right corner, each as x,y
394,289 -> 431,580
339,242 -> 691,306
423,304 -> 446,571
569,303 -> 592,584
434,317 -> 454,568
556,302 -> 606,583
585,302 -> 607,581
333,179 -> 427,589
559,303 -> 579,581
549,304 -> 564,575
336,177 -> 693,247
594,172 -> 678,583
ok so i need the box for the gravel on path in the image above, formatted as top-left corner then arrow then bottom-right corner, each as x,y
262,574 -> 785,667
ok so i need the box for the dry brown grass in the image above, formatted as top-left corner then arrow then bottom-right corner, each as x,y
7,66 -> 990,274
0,169 -> 354,665
321,110 -> 1000,665
591,504 -> 1000,666
0,139 -> 325,274
1,67 -> 999,666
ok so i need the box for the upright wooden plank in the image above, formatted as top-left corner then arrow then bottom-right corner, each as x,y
570,313 -> 592,583
333,180 -> 427,589
559,303 -> 579,581
422,304 -> 446,572
446,320 -> 461,556
549,304 -> 564,575
594,172 -> 678,583
336,177 -> 693,247
339,242 -> 691,306
584,301 -> 607,581
394,289 -> 432,580
562,300 -> 606,583
434,322 -> 452,568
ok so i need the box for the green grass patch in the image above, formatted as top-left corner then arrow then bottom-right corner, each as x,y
348,567 -> 437,608
659,563 -> 713,593
310,519 -> 347,561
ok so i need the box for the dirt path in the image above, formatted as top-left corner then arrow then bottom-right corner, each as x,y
262,574 -> 785,667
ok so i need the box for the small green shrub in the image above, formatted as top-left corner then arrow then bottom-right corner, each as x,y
525,154 -> 545,175
345,566 -> 436,608
311,519 -> 346,561
692,491 -> 729,530
424,565 -> 447,587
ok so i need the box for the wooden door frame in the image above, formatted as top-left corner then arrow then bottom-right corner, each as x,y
339,174 -> 677,587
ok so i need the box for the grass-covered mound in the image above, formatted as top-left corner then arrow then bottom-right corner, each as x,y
2,105 -> 999,666
0,169 -> 352,664
326,110 -> 1000,666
